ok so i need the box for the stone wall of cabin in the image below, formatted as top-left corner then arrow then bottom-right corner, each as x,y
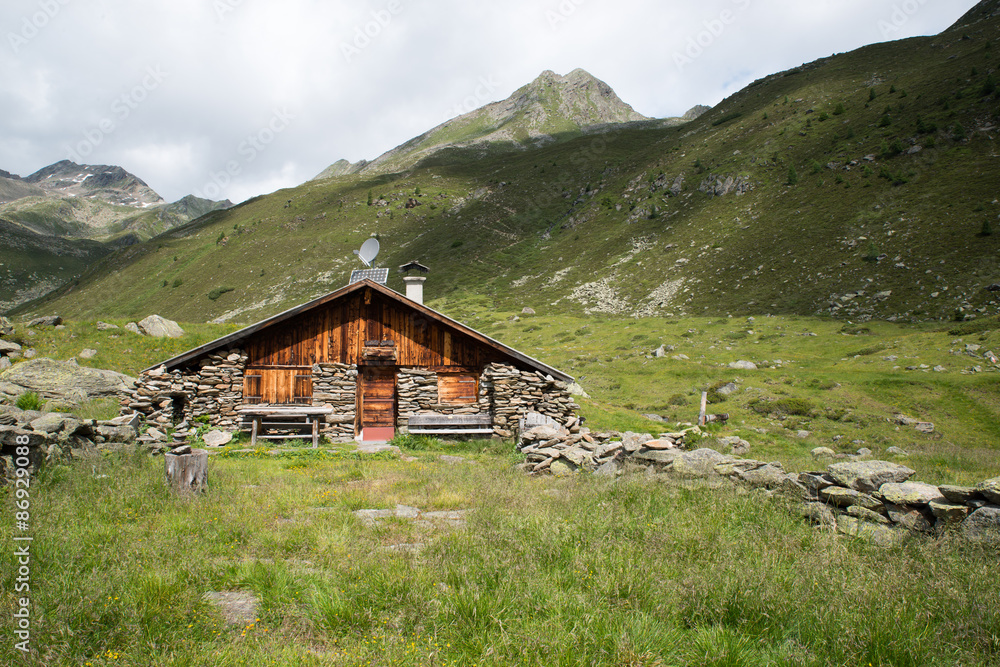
122,348 -> 247,429
396,368 -> 491,429
311,363 -> 356,442
484,363 -> 579,438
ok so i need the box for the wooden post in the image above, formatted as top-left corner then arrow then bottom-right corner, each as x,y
165,449 -> 209,493
699,392 -> 708,426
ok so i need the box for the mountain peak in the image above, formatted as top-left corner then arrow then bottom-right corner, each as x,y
24,160 -> 164,207
361,69 -> 649,174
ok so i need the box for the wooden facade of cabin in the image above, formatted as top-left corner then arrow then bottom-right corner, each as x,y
125,280 -> 578,441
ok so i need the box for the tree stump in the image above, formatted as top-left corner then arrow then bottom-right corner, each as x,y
164,449 -> 209,493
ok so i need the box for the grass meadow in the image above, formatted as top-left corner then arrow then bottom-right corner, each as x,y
1,440 -> 999,666
3,312 -> 1000,664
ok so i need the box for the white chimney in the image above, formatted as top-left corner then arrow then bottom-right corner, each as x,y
403,275 -> 425,304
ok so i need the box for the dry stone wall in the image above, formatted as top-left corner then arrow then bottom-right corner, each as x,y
312,363 -> 356,442
123,348 -> 247,429
396,368 -> 491,429
484,363 -> 579,438
516,420 -> 1000,544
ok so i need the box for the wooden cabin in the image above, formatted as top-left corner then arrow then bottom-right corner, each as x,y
128,279 -> 577,442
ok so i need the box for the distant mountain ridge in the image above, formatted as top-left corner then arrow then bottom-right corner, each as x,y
0,159 -> 231,311
316,68 -> 698,179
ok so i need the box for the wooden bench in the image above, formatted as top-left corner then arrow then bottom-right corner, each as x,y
238,405 -> 333,448
407,414 -> 493,436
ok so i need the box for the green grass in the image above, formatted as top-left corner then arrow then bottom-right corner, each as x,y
2,448 -> 998,666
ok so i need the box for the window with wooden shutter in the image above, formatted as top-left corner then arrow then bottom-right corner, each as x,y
437,373 -> 478,404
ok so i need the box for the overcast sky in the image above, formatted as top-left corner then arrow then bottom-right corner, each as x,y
1,0 -> 978,204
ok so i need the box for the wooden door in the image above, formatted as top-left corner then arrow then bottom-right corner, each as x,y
359,367 -> 396,439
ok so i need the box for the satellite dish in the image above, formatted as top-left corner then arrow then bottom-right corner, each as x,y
357,238 -> 380,267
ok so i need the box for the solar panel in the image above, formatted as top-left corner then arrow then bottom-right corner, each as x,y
350,268 -> 389,285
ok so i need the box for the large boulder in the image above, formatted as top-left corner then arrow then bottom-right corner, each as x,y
137,315 -> 184,338
28,315 -> 62,327
827,460 -> 916,494
0,339 -> 22,355
0,357 -> 136,404
0,316 -> 13,337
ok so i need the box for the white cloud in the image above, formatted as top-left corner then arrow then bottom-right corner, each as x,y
0,0 -> 979,202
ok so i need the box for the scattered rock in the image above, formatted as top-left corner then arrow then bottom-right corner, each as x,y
202,430 -> 233,448
886,446 -> 909,457
796,430 -> 811,439
811,447 -> 836,459
203,591 -> 260,625
125,322 -> 142,334
729,360 -> 757,370
718,435 -> 750,456
0,340 -> 22,355
78,349 -> 98,359
914,422 -> 935,434
137,315 -> 185,338
96,322 -> 120,331
0,316 -> 13,337
28,316 -> 62,327
566,382 -> 590,397
521,307 -> 535,315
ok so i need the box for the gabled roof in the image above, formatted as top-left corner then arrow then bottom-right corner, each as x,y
146,279 -> 573,382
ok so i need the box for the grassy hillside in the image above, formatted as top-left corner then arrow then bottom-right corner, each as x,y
12,16 -> 1000,326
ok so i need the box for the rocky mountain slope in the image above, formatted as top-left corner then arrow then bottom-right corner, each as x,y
12,6 -> 1000,325
316,69 -> 702,179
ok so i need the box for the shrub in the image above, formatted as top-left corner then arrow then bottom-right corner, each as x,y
952,122 -> 967,140
869,88 -> 877,101
811,160 -> 823,174
172,278 -> 183,288
207,286 -> 235,301
916,116 -> 937,134
748,397 -> 815,417
818,111 -> 830,122
980,219 -> 993,237
863,241 -> 881,262
833,102 -> 845,115
787,165 -> 799,185
879,114 -> 892,127
215,232 -> 225,245
711,111 -> 743,126
16,391 -> 43,411
982,75 -> 997,96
